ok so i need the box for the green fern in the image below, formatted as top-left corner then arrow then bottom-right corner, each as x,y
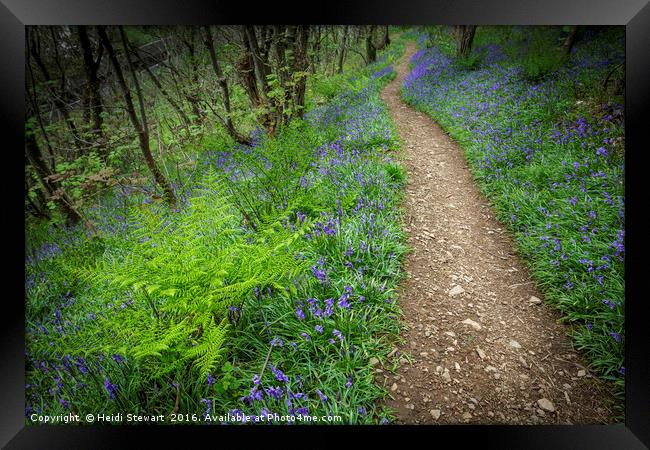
55,169 -> 312,382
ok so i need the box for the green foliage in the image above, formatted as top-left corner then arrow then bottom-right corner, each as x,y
38,171 -> 311,384
520,46 -> 565,82
454,52 -> 483,71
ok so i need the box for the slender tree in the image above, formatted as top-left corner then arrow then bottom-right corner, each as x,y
291,26 -> 310,119
97,26 -> 177,208
337,26 -> 349,74
366,25 -> 377,64
203,26 -> 250,144
563,25 -> 580,56
27,27 -> 83,154
25,126 -> 84,226
77,25 -> 106,158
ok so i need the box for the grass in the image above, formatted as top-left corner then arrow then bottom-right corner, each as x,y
401,26 -> 625,412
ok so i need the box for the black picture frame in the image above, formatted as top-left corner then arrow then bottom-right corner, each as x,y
3,0 -> 649,448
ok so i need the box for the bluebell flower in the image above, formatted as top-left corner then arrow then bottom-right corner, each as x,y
270,364 -> 289,383
265,386 -> 283,400
333,329 -> 344,342
316,389 -> 328,403
296,308 -> 306,320
103,377 -> 118,400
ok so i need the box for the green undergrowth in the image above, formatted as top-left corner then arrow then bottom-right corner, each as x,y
25,35 -> 409,424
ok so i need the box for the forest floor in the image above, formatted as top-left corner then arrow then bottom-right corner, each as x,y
379,41 -> 617,424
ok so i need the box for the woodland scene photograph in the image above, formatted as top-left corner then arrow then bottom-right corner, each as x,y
23,24 -> 625,426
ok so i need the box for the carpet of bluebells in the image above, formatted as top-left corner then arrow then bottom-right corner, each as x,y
403,27 -> 625,399
24,40 -> 408,424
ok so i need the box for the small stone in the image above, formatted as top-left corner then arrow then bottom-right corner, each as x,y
442,369 -> 452,383
449,285 -> 465,297
444,331 -> 456,337
430,409 -> 441,420
375,368 -> 384,373
369,357 -> 380,366
462,318 -> 482,331
476,346 -> 486,359
454,362 -> 461,371
420,352 -> 429,357
462,412 -> 472,420
406,403 -> 415,410
391,383 -> 398,392
577,369 -> 586,377
537,398 -> 555,412
509,340 -> 522,349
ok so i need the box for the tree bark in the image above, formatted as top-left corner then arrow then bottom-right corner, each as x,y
128,41 -> 192,129
181,29 -> 205,123
292,26 -> 310,119
236,28 -> 262,109
25,129 -> 83,226
377,25 -> 390,50
563,25 -> 580,56
77,25 -> 106,158
204,26 -> 250,144
98,26 -> 177,208
337,26 -> 348,74
27,27 -> 83,154
243,25 -> 276,135
366,25 -> 377,64
456,25 -> 477,57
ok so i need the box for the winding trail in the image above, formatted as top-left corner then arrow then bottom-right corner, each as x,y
379,42 -> 616,424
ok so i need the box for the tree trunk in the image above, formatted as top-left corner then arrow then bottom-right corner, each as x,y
292,26 -> 310,120
77,25 -> 106,159
27,27 -> 83,154
337,26 -> 348,74
366,25 -> 377,64
311,26 -> 321,74
236,28 -> 262,109
204,26 -> 250,144
456,25 -> 477,57
129,42 -> 192,129
243,26 -> 276,135
563,25 -> 580,56
26,49 -> 55,170
181,29 -> 205,123
25,129 -> 83,226
377,25 -> 390,50
98,26 -> 177,208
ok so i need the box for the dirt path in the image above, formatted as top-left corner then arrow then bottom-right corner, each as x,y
379,42 -> 616,424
